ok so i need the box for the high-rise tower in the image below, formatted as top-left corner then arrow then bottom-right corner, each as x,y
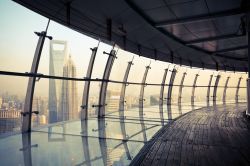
58,55 -> 78,121
48,40 -> 68,123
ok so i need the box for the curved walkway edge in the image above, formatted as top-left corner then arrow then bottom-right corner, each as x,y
130,103 -> 250,166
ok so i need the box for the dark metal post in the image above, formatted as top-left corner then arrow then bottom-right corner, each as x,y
81,120 -> 91,166
212,74 -> 221,105
207,74 -> 213,104
98,49 -> 116,118
98,118 -> 110,165
159,68 -> 168,126
118,58 -> 133,160
139,64 -> 151,142
22,28 -> 52,132
223,76 -> 230,104
119,59 -> 134,118
20,133 -> 38,166
81,44 -> 99,120
191,73 -> 199,106
178,71 -> 187,104
235,76 -> 243,103
167,68 -> 177,105
247,8 -> 250,116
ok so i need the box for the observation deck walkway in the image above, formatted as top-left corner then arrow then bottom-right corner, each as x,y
131,103 -> 250,166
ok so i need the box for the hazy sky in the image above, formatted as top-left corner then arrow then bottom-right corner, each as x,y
0,0 -> 247,99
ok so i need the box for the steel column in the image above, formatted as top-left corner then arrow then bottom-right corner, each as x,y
178,103 -> 182,116
119,59 -> 134,118
81,45 -> 98,120
22,30 -> 51,132
247,5 -> 250,116
207,74 -> 213,104
98,49 -> 116,117
20,133 -> 37,166
235,77 -> 243,103
98,118 -> 110,166
178,71 -> 187,104
212,74 -> 221,105
139,64 -> 151,142
167,104 -> 172,120
159,68 -> 168,126
118,59 -> 133,160
191,73 -> 199,106
223,76 -> 230,104
167,68 -> 177,105
81,120 -> 91,166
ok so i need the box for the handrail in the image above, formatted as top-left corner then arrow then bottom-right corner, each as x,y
0,70 -> 246,88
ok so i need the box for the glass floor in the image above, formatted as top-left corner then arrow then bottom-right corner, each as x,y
0,102 -> 233,166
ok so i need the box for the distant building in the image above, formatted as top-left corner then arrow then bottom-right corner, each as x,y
32,97 -> 47,126
58,55 -> 78,121
106,90 -> 120,111
0,110 -> 21,133
48,40 -> 68,123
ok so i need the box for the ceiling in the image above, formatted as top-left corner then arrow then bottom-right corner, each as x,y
14,0 -> 249,72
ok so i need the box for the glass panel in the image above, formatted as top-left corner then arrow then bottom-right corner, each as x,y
38,20 -> 98,78
32,78 -> 84,128
0,75 -> 28,135
91,43 -> 111,79
144,85 -> 161,121
88,82 -> 101,118
106,83 -> 122,117
127,56 -> 148,83
109,49 -> 134,81
124,85 -> 140,119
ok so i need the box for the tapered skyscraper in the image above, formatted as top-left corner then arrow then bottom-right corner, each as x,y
48,40 -> 68,123
58,55 -> 78,121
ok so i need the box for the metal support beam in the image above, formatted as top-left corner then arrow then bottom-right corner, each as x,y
155,8 -> 243,27
119,59 -> 134,118
167,104 -> 172,120
191,73 -> 199,106
22,28 -> 52,132
167,68 -> 177,105
247,7 -> 250,116
81,120 -> 91,166
178,71 -> 187,104
213,45 -> 248,54
20,133 -> 37,166
235,76 -> 243,103
223,76 -> 230,104
98,119 -> 110,165
159,68 -> 168,126
178,102 -> 182,116
139,64 -> 151,142
98,49 -> 116,117
212,74 -> 221,105
207,74 -> 213,104
118,58 -> 133,160
186,34 -> 245,45
20,134 -> 31,165
81,45 -> 99,120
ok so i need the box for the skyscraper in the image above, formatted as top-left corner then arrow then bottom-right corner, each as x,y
58,55 -> 78,121
48,40 -> 68,123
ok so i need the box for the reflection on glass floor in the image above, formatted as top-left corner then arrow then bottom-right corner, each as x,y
0,102 -> 237,165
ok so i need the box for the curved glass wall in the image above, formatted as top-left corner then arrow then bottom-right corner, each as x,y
0,1 -> 248,166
